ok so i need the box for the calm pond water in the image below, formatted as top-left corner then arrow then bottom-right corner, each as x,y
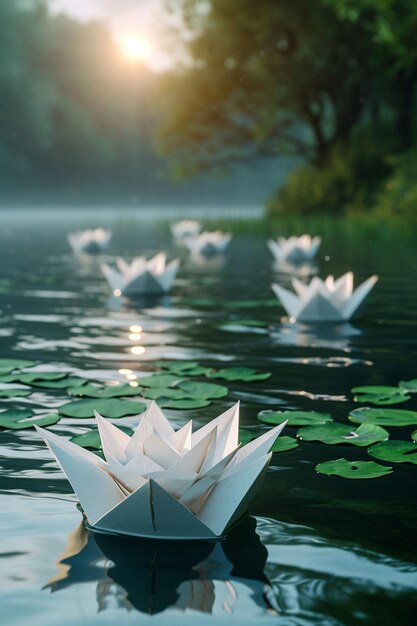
1,208 -> 417,626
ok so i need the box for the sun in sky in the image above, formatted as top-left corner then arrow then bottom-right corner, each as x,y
120,34 -> 153,61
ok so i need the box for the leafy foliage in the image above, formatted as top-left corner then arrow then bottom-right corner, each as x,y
316,458 -> 393,479
368,441 -> 417,464
59,399 -> 146,419
258,410 -> 333,426
298,423 -> 389,447
0,409 -> 60,430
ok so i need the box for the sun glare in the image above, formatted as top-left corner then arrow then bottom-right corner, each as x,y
121,34 -> 152,61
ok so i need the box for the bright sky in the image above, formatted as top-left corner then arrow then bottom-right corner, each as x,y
49,0 -> 180,70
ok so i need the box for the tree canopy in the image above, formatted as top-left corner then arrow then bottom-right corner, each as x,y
0,0 -> 160,202
158,0 -> 417,175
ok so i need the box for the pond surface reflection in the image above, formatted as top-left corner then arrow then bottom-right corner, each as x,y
1,208 -> 417,625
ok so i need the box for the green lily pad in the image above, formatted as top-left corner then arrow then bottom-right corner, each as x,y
142,387 -> 190,401
258,410 -> 333,427
155,360 -> 199,371
71,426 -> 134,450
368,441 -> 417,464
0,278 -> 13,294
238,429 -> 254,445
297,423 -> 389,447
0,388 -> 32,398
59,399 -> 146,419
349,407 -> 417,426
0,359 -> 39,375
352,385 -> 411,405
224,299 -> 277,309
139,374 -> 182,388
33,377 -> 88,390
0,372 -> 68,385
177,381 -> 228,399
207,367 -> 271,382
67,384 -> 142,398
157,398 -> 211,410
182,366 -> 213,376
270,436 -> 299,452
353,391 -> 410,405
223,319 -> 268,328
155,361 -> 211,376
351,385 -> 402,395
316,458 -> 393,479
399,379 -> 417,393
0,409 -> 61,430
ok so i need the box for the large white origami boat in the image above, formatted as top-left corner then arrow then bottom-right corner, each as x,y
184,231 -> 232,256
267,235 -> 321,263
171,220 -> 201,239
101,253 -> 179,296
36,402 -> 285,540
68,228 -> 112,254
271,272 -> 378,322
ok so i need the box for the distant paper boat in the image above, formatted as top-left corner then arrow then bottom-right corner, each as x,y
101,253 -> 179,296
36,402 -> 285,540
171,220 -> 201,239
184,231 -> 232,256
68,228 -> 112,254
271,272 -> 378,322
267,235 -> 321,263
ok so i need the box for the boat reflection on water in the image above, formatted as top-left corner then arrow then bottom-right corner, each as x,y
45,516 -> 278,617
272,320 -> 362,352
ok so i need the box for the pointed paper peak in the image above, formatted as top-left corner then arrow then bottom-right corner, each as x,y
144,401 -> 175,439
94,411 -> 130,464
191,402 -> 239,449
170,420 -> 193,453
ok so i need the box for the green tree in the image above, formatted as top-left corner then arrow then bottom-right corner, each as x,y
328,0 -> 417,149
158,0 -> 379,174
0,0 -> 161,200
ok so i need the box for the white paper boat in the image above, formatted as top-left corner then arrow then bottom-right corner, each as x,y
68,228 -> 112,254
101,253 -> 179,296
267,235 -> 321,263
271,272 -> 378,322
184,231 -> 232,256
36,402 -> 285,540
171,220 -> 201,239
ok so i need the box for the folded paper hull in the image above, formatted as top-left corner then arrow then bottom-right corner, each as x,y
80,241 -> 106,254
68,232 -> 111,254
93,480 -> 218,540
36,403 -> 281,541
196,242 -> 226,256
121,273 -> 170,296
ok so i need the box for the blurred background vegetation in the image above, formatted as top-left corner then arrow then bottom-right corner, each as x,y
1,0 -> 417,218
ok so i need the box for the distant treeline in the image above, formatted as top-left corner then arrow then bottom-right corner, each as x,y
0,0 -> 165,203
3,0 -> 417,217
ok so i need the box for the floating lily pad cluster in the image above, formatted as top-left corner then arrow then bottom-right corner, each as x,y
351,382 -> 417,406
0,358 -> 273,453
256,378 -> 417,479
1,357 -> 416,478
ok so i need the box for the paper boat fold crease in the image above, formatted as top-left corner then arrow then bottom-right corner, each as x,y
36,402 -> 284,539
101,252 -> 179,295
272,272 -> 378,322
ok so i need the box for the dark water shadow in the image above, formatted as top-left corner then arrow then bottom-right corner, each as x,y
45,516 -> 276,616
107,292 -> 173,312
